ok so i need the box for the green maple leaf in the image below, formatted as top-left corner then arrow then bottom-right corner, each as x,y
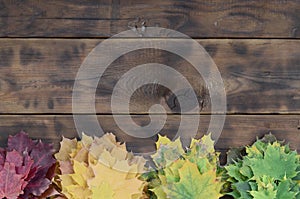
276,180 -> 297,199
225,134 -> 300,199
250,189 -> 277,199
226,162 -> 246,182
250,143 -> 298,180
164,160 -> 223,199
233,182 -> 252,199
249,176 -> 277,199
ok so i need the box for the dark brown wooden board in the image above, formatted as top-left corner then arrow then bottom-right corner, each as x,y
0,39 -> 299,114
0,115 -> 298,153
1,0 -> 300,38
0,2 -> 299,199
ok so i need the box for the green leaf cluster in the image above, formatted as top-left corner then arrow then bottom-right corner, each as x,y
225,134 -> 300,199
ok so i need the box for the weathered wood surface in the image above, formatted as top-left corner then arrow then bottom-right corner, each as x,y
0,2 -> 298,199
0,115 -> 298,153
0,39 -> 299,114
0,0 -> 300,38
0,114 -> 299,167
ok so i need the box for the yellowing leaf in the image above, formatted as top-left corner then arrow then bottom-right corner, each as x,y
98,149 -> 117,167
144,133 -> 224,199
59,175 -> 74,187
91,182 -> 114,199
63,184 -> 92,199
88,163 -> 144,199
164,161 -> 223,199
81,133 -> 93,147
155,135 -> 183,153
190,133 -> 215,156
55,137 -> 77,161
71,160 -> 94,187
151,186 -> 166,199
151,135 -> 184,168
54,133 -> 147,199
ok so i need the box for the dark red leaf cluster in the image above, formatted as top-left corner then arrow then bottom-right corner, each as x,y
0,131 -> 56,199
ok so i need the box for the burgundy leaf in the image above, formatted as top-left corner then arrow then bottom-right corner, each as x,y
45,162 -> 57,180
0,162 -> 27,199
6,150 -> 23,167
38,184 -> 61,198
18,154 -> 35,181
22,177 -> 51,197
30,141 -> 56,173
7,131 -> 35,153
0,131 -> 56,198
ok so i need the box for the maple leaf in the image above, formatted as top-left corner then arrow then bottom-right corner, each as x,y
7,131 -> 35,153
89,161 -> 143,199
0,131 -> 56,199
142,133 -> 224,199
250,143 -> 298,180
54,133 -> 147,199
0,162 -> 26,199
225,133 -> 300,199
151,135 -> 184,169
54,137 -> 77,161
164,160 -> 223,199
91,182 -> 114,199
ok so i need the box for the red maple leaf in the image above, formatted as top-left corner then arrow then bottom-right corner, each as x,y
0,162 -> 27,199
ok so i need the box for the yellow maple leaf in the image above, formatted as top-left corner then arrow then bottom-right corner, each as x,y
91,182 -> 114,199
88,162 -> 144,199
55,137 -> 77,161
54,133 -> 147,199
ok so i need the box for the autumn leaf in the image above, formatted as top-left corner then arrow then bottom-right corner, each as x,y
142,133 -> 224,199
0,131 -> 56,199
151,135 -> 184,168
89,161 -> 143,199
164,161 -> 223,199
0,162 -> 26,199
54,133 -> 147,199
7,131 -> 35,152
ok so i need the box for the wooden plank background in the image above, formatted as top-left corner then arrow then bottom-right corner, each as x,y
0,39 -> 299,114
0,3 -> 299,198
0,115 -> 299,160
1,0 -> 300,38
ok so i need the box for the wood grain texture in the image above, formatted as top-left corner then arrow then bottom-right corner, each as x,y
0,39 -> 299,114
0,2 -> 298,198
0,0 -> 300,38
0,115 -> 298,163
